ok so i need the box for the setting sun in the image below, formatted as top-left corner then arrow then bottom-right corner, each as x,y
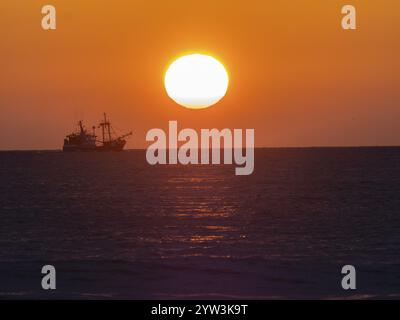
164,54 -> 229,109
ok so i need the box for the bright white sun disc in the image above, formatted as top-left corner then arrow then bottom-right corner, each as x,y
164,54 -> 229,109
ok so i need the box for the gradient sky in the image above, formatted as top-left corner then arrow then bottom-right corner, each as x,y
0,0 -> 399,149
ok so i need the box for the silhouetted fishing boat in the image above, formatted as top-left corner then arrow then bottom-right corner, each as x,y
63,113 -> 132,151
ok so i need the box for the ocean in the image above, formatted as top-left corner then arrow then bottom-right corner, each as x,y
0,148 -> 400,299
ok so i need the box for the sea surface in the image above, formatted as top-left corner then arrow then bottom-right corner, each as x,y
0,148 -> 400,299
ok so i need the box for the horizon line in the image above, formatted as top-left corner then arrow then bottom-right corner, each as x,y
1,145 -> 400,152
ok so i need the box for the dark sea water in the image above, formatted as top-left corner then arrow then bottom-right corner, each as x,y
0,148 -> 400,299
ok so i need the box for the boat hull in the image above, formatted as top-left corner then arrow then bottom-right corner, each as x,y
63,140 -> 126,152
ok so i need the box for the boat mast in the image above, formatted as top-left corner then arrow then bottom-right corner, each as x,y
79,120 -> 84,134
101,119 -> 105,143
99,113 -> 112,143
105,113 -> 112,142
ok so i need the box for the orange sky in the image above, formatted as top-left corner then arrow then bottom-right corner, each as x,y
0,0 -> 399,149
